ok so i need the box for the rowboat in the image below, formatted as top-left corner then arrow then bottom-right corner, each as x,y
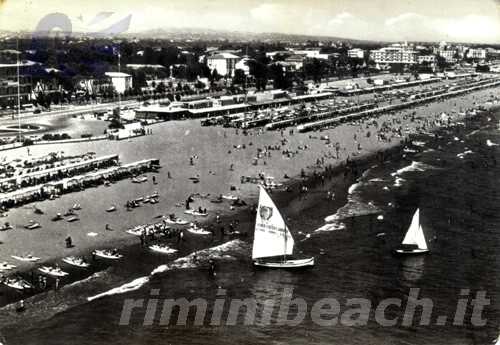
186,227 -> 212,235
24,221 -> 41,230
0,224 -> 13,231
132,176 -> 148,183
149,244 -> 178,254
11,255 -> 40,262
62,256 -> 90,268
94,249 -> 123,260
3,278 -> 32,290
184,209 -> 208,217
164,217 -> 189,225
67,216 -> 79,222
0,262 -> 16,271
39,266 -> 69,277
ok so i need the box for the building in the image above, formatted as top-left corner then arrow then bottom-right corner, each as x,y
417,55 -> 437,64
438,50 -> 457,63
282,54 -> 306,70
348,48 -> 365,59
291,49 -> 322,59
104,72 -> 133,94
125,64 -> 166,70
369,47 -> 417,64
235,58 -> 251,75
466,48 -> 487,60
0,59 -> 37,107
265,51 -> 290,60
207,53 -> 240,77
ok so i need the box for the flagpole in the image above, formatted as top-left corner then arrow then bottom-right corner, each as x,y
118,50 -> 121,115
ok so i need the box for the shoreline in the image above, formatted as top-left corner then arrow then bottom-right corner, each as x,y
0,88 -> 498,312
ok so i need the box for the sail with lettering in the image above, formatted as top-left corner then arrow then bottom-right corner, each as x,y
252,186 -> 294,260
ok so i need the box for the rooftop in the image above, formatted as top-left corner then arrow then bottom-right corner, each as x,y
105,72 -> 132,78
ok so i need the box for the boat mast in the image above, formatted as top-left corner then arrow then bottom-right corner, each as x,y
283,225 -> 287,263
16,38 -> 21,137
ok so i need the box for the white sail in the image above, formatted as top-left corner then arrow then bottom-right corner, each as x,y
402,209 -> 428,250
252,186 -> 294,259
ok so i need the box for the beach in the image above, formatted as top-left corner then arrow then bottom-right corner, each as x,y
0,86 -> 497,271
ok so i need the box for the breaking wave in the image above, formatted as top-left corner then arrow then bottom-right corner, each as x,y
391,161 -> 439,177
87,240 -> 248,302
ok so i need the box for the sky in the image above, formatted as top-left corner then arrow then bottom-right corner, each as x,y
0,0 -> 499,43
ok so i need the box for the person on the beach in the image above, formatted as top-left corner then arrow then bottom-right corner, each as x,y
208,259 -> 216,277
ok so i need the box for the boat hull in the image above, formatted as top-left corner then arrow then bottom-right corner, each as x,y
393,248 -> 429,255
253,257 -> 314,268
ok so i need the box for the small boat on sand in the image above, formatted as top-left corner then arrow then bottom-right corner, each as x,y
222,194 -> 238,201
3,277 -> 32,290
72,204 -> 82,211
106,206 -> 116,212
184,209 -> 208,217
0,223 -> 13,231
62,256 -> 90,268
126,226 -> 146,236
11,255 -> 40,262
164,217 -> 189,225
93,249 -> 123,260
149,244 -> 178,254
132,176 -> 148,183
66,216 -> 79,222
38,265 -> 69,277
24,221 -> 41,230
0,262 -> 16,271
186,227 -> 212,235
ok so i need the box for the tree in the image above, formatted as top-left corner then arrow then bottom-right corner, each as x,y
247,60 -> 268,91
269,64 -> 292,90
436,55 -> 448,72
232,69 -> 246,86
108,107 -> 124,129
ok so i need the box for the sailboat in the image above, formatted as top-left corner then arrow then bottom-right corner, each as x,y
252,186 -> 314,268
393,208 -> 429,255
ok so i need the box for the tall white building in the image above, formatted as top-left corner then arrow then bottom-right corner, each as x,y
207,53 -> 240,77
104,72 -> 133,94
370,47 -> 417,64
